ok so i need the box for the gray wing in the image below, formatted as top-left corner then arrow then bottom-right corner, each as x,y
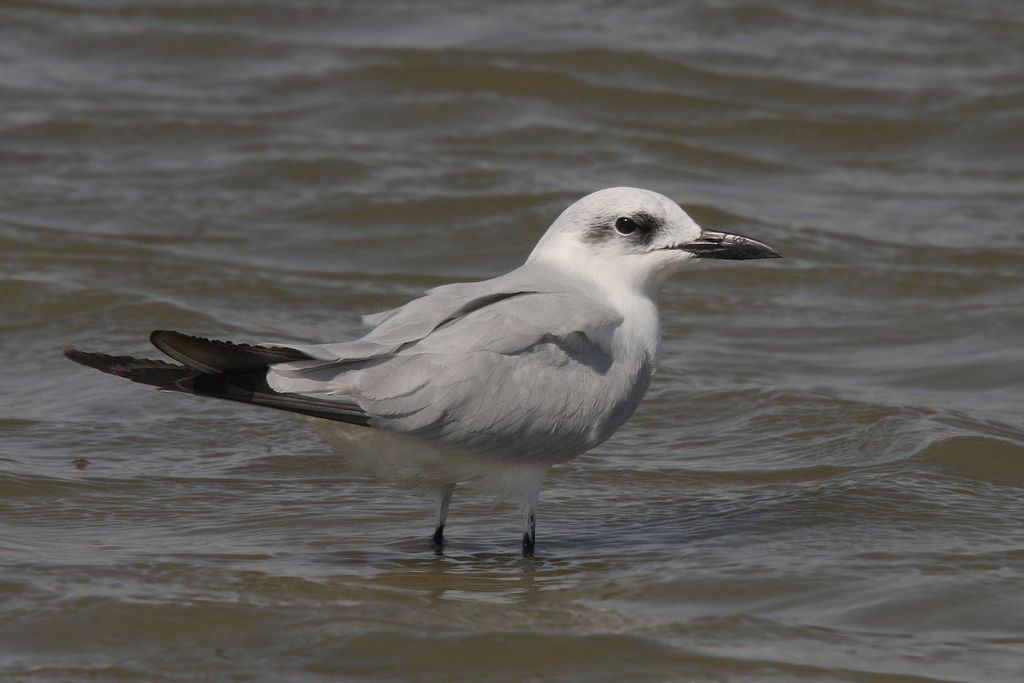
282,263 -> 549,362
268,267 -> 632,458
366,300 -> 630,456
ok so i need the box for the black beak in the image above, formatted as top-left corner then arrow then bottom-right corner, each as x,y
680,229 -> 782,260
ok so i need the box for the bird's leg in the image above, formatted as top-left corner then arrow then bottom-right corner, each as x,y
520,489 -> 539,557
522,513 -> 536,557
431,483 -> 455,549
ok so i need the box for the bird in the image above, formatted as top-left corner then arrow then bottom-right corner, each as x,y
65,187 -> 781,556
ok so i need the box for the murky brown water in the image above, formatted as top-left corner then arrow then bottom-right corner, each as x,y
3,1 -> 1024,681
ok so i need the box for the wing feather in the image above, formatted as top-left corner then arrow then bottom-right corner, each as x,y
267,269 -> 628,458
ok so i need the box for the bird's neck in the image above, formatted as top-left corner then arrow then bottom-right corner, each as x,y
530,239 -> 674,300
542,257 -> 663,367
609,286 -> 662,369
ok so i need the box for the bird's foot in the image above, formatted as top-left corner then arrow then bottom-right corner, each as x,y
522,533 -> 535,558
521,509 -> 537,557
431,524 -> 445,554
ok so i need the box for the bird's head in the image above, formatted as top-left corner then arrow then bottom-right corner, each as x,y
527,187 -> 781,295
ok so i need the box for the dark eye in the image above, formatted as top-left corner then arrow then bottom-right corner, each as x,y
614,216 -> 639,235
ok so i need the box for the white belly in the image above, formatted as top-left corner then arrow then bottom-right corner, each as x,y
307,418 -> 549,500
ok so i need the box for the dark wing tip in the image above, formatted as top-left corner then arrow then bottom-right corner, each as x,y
64,347 -> 184,373
149,329 -> 171,346
64,347 -> 133,371
149,329 -> 194,363
149,329 -> 313,374
63,347 -> 196,391
64,346 -> 370,426
64,347 -> 94,368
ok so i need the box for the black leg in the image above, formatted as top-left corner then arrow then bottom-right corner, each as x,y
522,513 -> 536,557
431,483 -> 455,550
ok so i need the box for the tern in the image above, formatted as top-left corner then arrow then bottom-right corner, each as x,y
65,187 -> 781,556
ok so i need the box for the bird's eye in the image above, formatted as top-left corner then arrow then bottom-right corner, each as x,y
614,216 -> 639,235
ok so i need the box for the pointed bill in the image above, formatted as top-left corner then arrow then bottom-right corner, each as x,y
680,229 -> 782,260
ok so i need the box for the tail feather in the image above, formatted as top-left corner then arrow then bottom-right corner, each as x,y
64,333 -> 370,427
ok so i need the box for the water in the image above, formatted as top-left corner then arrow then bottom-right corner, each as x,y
3,1 -> 1024,680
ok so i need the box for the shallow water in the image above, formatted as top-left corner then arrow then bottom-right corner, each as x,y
3,1 -> 1024,681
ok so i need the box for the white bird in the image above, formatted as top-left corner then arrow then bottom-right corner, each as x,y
66,187 -> 780,555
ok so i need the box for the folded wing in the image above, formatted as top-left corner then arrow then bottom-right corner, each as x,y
268,268 -> 627,457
